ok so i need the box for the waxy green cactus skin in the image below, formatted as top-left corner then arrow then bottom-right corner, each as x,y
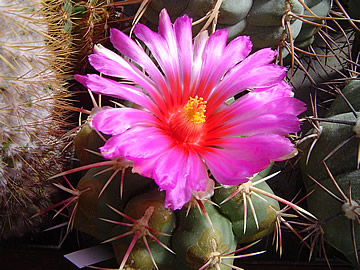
213,181 -> 279,243
111,189 -> 176,269
326,80 -> 360,117
300,80 -> 360,268
74,124 -> 108,166
172,202 -> 237,270
73,166 -> 122,240
301,112 -> 359,182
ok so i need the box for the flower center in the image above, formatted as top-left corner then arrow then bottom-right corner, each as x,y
184,96 -> 207,124
168,96 -> 207,143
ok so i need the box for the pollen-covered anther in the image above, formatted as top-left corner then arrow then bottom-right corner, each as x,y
184,95 -> 207,124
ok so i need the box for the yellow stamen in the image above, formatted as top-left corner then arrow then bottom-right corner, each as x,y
184,96 -> 207,124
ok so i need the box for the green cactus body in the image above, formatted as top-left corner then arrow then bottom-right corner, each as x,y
213,181 -> 279,243
294,0 -> 332,48
74,123 -> 108,166
303,169 -> 360,267
326,80 -> 360,117
349,0 -> 360,21
73,166 -> 122,240
73,164 -> 155,239
144,0 -> 332,53
111,189 -> 176,269
300,82 -> 360,267
172,202 -> 236,270
300,111 -> 359,183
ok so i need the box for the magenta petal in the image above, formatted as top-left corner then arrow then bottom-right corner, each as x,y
187,151 -> 209,192
220,135 -> 295,160
192,31 -> 209,75
254,81 -> 293,97
199,35 -> 253,96
153,146 -> 187,190
132,157 -> 159,180
233,90 -> 305,115
237,47 -> 278,68
134,23 -> 174,79
164,177 -> 192,210
92,108 -> 157,135
211,95 -> 306,136
89,53 -> 151,85
218,65 -> 287,99
194,30 -> 228,97
74,74 -> 154,110
137,148 -> 209,210
223,114 -> 302,136
109,28 -> 166,86
155,146 -> 191,210
203,149 -> 257,185
223,35 -> 253,64
203,135 -> 295,185
158,9 -> 178,59
99,126 -> 171,160
174,14 -> 193,100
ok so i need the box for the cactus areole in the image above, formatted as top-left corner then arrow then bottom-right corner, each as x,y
75,9 -> 305,210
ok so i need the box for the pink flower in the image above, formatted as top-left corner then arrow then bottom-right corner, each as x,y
75,9 -> 305,210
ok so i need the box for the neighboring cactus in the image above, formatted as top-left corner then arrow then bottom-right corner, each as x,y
45,0 -> 142,74
143,0 -> 332,58
0,0 -> 72,239
299,79 -> 360,267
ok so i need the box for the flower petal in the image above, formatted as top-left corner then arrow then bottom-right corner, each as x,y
164,182 -> 192,210
202,135 -> 295,185
206,95 -> 305,138
74,74 -> 154,111
199,32 -> 253,98
134,23 -> 177,106
153,146 -> 188,191
89,49 -> 151,86
160,148 -> 208,210
109,28 -> 166,86
187,151 -> 209,192
174,13 -> 193,103
92,108 -> 157,136
89,49 -> 167,109
99,126 -> 172,160
195,29 -> 228,98
221,114 -> 302,137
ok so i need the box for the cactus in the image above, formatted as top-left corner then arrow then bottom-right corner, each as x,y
213,180 -> 280,244
49,5 -> 329,269
299,79 -> 360,268
62,109 -> 315,269
0,0 -> 73,239
4,0 -> 359,269
143,0 -> 332,57
172,201 -> 237,270
111,188 -> 176,270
